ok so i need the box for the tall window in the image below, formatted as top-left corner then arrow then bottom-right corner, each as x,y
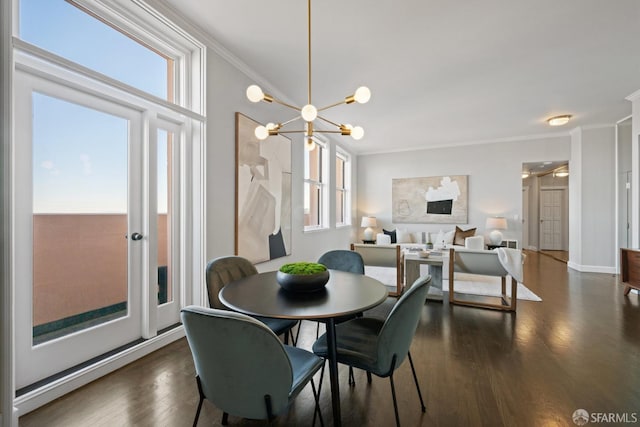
304,141 -> 328,230
13,0 -> 205,390
335,150 -> 351,226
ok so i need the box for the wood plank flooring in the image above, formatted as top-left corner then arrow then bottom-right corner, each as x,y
19,251 -> 640,426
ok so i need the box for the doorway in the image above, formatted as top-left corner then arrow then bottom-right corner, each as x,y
522,161 -> 569,261
13,67 -> 186,390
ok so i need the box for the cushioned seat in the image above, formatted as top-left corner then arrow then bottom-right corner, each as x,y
206,256 -> 299,344
181,306 -> 324,426
313,275 -> 431,426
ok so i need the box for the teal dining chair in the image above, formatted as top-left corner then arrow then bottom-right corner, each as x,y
181,306 -> 324,426
317,249 -> 367,384
312,275 -> 431,427
205,256 -> 299,344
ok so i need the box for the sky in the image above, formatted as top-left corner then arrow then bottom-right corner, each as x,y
21,0 -> 169,213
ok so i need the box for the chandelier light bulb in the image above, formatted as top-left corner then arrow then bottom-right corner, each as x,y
301,104 -> 318,122
246,85 -> 264,103
305,138 -> 316,151
354,86 -> 371,104
266,122 -> 277,130
350,126 -> 364,140
254,125 -> 269,140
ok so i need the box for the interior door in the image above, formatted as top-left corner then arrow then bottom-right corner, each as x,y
539,189 -> 564,250
14,70 -> 147,389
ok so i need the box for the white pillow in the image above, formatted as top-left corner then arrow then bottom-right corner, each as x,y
396,229 -> 413,243
376,233 -> 391,244
465,235 -> 484,250
435,229 -> 455,246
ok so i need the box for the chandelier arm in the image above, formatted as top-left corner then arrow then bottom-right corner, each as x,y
317,100 -> 347,112
312,130 -> 343,134
277,130 -> 308,134
279,116 -> 303,127
316,115 -> 341,127
269,97 -> 303,112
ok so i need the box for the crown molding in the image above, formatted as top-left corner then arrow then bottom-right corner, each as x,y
626,88 -> 640,102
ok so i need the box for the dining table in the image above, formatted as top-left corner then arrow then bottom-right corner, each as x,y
219,269 -> 388,427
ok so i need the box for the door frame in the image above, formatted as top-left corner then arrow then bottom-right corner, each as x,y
10,54 -> 204,419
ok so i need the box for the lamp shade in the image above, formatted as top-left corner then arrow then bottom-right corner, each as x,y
486,217 -> 507,245
361,216 -> 377,228
485,217 -> 507,230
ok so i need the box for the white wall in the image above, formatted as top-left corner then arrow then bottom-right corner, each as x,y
204,46 -> 357,274
568,126 -> 617,273
357,136 -> 571,246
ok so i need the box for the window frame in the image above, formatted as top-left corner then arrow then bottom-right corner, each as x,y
9,0 -> 207,410
335,148 -> 351,227
303,140 -> 329,231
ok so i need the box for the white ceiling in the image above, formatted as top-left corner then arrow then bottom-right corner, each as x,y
162,0 -> 640,155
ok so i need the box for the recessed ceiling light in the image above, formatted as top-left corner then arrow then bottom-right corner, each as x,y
547,115 -> 572,126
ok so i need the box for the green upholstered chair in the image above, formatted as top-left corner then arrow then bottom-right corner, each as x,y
317,249 -> 365,274
181,306 -> 324,426
312,275 -> 431,427
316,249 -> 367,384
205,256 -> 298,344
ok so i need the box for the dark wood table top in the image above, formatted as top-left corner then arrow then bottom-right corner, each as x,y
219,270 -> 388,320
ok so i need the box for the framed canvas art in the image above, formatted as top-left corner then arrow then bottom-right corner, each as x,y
392,175 -> 468,224
235,113 -> 292,263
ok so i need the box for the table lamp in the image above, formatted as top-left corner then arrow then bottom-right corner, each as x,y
361,216 -> 377,241
486,217 -> 507,245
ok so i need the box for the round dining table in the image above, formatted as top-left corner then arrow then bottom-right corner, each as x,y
219,269 -> 388,427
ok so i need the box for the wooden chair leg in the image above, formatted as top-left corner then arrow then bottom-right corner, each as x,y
624,285 -> 632,296
221,412 -> 229,425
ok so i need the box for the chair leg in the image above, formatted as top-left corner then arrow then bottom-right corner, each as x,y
264,394 -> 274,421
310,378 -> 324,427
366,371 -> 372,384
193,376 -> 204,427
389,373 -> 401,427
221,412 -> 229,425
348,366 -> 355,386
316,321 -> 321,339
293,320 -> 302,346
408,351 -> 426,412
192,396 -> 203,427
284,330 -> 290,345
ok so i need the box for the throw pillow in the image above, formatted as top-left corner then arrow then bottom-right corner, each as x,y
454,226 -> 476,246
396,228 -> 413,243
376,233 -> 392,245
383,228 -> 397,244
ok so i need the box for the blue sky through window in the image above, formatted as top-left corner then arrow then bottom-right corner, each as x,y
20,0 -> 168,99
21,1 -> 171,214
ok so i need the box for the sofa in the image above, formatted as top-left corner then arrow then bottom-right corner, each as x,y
352,226 -> 487,296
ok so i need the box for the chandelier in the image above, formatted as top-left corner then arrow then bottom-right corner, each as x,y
246,0 -> 371,150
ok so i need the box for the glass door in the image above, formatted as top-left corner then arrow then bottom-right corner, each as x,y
151,120 -> 183,331
14,70 -> 146,389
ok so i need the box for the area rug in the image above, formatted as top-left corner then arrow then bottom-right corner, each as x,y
443,273 -> 542,302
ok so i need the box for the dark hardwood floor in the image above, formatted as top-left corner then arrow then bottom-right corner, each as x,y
19,251 -> 640,426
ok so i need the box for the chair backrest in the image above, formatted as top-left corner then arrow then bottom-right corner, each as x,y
205,256 -> 258,309
449,248 -> 508,277
318,249 -> 365,274
376,275 -> 431,375
181,306 -> 293,419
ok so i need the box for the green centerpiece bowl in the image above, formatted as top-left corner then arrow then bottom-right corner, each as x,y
276,262 -> 330,293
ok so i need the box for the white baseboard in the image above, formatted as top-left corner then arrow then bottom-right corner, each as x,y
567,262 -> 616,274
14,326 -> 185,417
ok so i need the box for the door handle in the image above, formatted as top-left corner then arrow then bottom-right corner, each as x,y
130,232 -> 144,241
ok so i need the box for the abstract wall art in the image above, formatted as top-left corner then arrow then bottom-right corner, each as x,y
392,175 -> 468,224
235,113 -> 292,263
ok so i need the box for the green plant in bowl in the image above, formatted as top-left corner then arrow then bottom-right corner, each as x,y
277,262 -> 330,292
279,262 -> 327,275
